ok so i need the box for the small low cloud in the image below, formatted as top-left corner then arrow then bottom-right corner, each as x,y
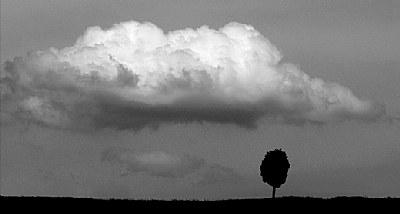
101,147 -> 241,184
194,164 -> 242,185
0,21 -> 385,131
101,147 -> 205,178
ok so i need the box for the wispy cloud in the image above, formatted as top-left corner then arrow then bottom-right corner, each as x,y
101,147 -> 241,184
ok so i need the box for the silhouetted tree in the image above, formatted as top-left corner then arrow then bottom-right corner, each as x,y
260,149 -> 290,198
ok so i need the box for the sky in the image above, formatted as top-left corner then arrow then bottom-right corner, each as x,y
1,0 -> 400,199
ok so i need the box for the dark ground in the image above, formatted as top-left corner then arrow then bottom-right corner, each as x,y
1,195 -> 398,211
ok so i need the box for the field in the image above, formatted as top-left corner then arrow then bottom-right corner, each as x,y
1,195 -> 398,211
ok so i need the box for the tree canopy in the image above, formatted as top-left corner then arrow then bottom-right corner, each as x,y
260,149 -> 290,198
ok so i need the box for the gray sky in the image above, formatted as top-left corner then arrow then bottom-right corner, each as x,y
1,0 -> 400,199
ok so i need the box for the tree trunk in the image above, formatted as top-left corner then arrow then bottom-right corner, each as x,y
272,187 -> 276,198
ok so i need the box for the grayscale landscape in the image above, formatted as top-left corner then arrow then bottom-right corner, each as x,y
1,0 -> 399,202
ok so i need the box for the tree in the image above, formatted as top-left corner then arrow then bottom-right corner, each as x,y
260,149 -> 290,198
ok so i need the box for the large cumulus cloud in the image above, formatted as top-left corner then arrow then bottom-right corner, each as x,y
0,21 -> 384,130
